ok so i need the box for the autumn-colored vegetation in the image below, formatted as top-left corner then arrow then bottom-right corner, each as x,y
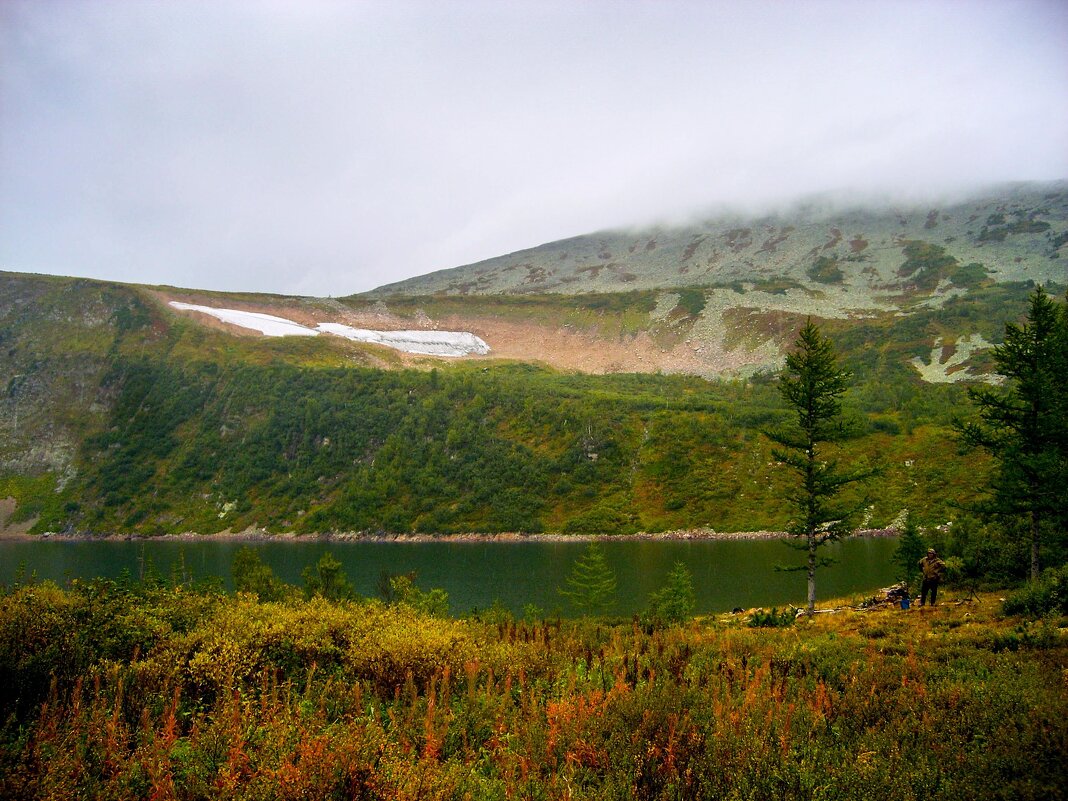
1,577 -> 1065,801
3,276 -> 1068,798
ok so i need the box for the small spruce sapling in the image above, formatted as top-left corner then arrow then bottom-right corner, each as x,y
388,573 -> 450,617
645,561 -> 696,626
302,551 -> 357,601
559,542 -> 618,616
892,512 -> 927,593
232,546 -> 290,601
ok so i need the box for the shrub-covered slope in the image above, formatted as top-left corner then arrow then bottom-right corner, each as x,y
1,269 -> 1015,535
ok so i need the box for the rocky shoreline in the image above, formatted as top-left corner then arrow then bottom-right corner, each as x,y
4,526 -> 900,544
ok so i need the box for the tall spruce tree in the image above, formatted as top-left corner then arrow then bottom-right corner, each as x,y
956,287 -> 1068,579
767,320 -> 873,616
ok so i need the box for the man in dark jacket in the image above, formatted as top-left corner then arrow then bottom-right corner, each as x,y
918,548 -> 946,606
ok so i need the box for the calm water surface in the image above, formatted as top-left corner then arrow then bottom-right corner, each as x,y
0,537 -> 898,615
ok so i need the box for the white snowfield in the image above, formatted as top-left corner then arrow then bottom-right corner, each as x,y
168,302 -> 490,357
316,323 -> 490,356
168,302 -> 319,337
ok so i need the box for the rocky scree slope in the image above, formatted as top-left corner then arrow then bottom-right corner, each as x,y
372,183 -> 1067,299
360,183 -> 1067,379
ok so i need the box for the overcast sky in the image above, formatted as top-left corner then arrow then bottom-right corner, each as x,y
2,1 -> 1066,296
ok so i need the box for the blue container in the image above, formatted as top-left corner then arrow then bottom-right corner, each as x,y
901,596 -> 911,610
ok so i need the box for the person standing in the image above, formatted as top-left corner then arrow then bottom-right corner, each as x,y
918,548 -> 946,606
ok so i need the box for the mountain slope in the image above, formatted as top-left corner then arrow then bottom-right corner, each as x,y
1,182 -> 1065,537
371,182 -> 1067,299
0,270 -> 1010,537
356,183 -> 1066,380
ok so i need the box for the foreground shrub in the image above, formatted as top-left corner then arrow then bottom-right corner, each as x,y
2,583 -> 1067,801
1002,563 -> 1068,617
747,606 -> 795,627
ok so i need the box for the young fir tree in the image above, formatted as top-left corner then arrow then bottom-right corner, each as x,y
892,512 -> 927,592
767,320 -> 874,616
232,546 -> 289,601
302,552 -> 357,600
388,573 -> 450,617
559,542 -> 618,616
646,561 -> 696,626
956,287 -> 1068,580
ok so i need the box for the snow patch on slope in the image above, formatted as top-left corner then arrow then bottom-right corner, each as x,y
168,302 -> 490,357
316,323 -> 490,357
168,302 -> 319,337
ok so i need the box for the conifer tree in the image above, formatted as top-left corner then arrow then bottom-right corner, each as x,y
559,542 -> 618,616
956,286 -> 1068,579
767,320 -> 874,616
892,512 -> 927,592
388,573 -> 450,617
232,546 -> 289,601
646,561 -> 696,626
302,551 -> 357,600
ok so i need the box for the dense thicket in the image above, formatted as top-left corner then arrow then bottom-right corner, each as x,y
35,356 -> 981,537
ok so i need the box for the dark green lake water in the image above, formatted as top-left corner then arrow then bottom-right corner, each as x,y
0,537 -> 898,615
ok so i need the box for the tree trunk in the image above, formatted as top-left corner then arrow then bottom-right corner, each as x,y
1031,510 -> 1041,581
807,532 -> 817,616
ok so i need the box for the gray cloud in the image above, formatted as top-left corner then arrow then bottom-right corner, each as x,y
2,0 -> 1067,296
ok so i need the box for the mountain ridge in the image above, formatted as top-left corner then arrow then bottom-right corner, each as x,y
369,181 -> 1067,299
1,181 -> 1065,537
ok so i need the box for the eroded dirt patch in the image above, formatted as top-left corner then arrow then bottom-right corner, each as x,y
152,289 -> 784,377
0,496 -> 39,538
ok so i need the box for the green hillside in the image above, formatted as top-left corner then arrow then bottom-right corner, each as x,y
1,184 -> 1066,536
6,272 -> 1054,537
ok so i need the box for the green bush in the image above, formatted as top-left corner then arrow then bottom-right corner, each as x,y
897,240 -> 958,290
675,288 -> 707,317
807,255 -> 844,284
1002,564 -> 1068,617
747,606 -> 795,627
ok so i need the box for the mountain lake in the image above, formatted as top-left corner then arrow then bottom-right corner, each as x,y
0,536 -> 900,615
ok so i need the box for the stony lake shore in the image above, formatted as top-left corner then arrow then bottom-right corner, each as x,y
4,525 -> 901,543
